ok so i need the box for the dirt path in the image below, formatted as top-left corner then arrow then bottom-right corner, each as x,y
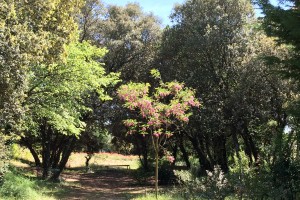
60,169 -> 153,200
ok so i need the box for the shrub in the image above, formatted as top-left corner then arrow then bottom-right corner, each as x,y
175,165 -> 232,200
132,167 -> 154,185
0,171 -> 39,200
158,159 -> 176,185
227,155 -> 300,199
131,193 -> 184,200
0,134 -> 11,183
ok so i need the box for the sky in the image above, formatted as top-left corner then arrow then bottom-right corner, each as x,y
102,0 -> 281,26
102,0 -> 185,26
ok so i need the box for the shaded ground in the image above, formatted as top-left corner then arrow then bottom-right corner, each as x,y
58,168 -> 153,200
12,152 -> 155,200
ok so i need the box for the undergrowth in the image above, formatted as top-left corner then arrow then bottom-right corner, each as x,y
0,168 -> 56,200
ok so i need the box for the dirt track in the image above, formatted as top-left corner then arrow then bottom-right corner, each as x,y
60,169 -> 153,200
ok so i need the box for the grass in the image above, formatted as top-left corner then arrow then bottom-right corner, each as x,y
131,193 -> 184,200
9,146 -> 187,199
0,169 -> 57,200
66,152 -> 140,170
11,145 -> 140,170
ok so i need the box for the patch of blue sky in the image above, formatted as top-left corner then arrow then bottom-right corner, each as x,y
103,0 -> 291,26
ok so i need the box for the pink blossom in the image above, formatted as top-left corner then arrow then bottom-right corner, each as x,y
188,96 -> 196,106
182,116 -> 189,122
173,83 -> 182,92
167,156 -> 175,163
124,120 -> 136,127
153,132 -> 160,137
159,91 -> 169,98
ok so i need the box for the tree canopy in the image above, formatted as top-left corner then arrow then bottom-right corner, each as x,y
1,0 -> 300,198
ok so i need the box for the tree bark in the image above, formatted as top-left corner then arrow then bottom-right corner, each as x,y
20,136 -> 41,167
213,134 -> 229,173
155,137 -> 159,200
50,136 -> 77,181
178,140 -> 190,168
41,121 -> 51,179
85,153 -> 93,172
189,136 -> 212,175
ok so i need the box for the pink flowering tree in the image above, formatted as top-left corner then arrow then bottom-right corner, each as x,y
117,69 -> 200,198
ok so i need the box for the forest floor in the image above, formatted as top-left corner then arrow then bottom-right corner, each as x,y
13,151 -> 158,200
57,168 -> 154,200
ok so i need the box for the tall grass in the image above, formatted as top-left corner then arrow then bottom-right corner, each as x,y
131,193 -> 184,200
0,170 -> 55,200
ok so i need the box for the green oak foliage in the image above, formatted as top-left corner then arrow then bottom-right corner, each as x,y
0,0 -> 82,130
257,0 -> 300,120
22,41 -> 119,179
256,1 -> 300,197
0,0 -> 84,179
26,41 -> 119,136
78,1 -> 162,81
158,0 -> 290,174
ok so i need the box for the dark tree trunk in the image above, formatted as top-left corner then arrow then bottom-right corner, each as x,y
171,144 -> 178,167
136,135 -> 149,171
189,136 -> 212,175
178,139 -> 190,169
213,134 -> 228,173
50,136 -> 77,181
48,133 -> 61,169
232,125 -> 241,160
51,136 -> 66,169
85,153 -> 93,172
240,122 -> 259,166
205,136 -> 214,165
20,137 -> 41,167
41,121 -> 51,179
249,136 -> 259,163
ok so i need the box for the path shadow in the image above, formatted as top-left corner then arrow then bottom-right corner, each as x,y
57,168 -> 154,200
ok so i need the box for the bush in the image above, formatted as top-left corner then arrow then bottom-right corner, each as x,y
0,170 -> 55,200
175,165 -> 232,200
0,171 -> 39,200
158,159 -> 176,185
132,167 -> 154,185
227,156 -> 300,199
0,134 -> 11,183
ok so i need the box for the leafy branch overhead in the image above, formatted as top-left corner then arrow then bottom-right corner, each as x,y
27,41 -> 120,136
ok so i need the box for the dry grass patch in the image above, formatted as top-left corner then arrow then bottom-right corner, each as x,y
66,152 -> 140,170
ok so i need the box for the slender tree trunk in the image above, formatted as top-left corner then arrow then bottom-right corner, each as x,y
213,134 -> 228,173
50,136 -> 76,181
189,136 -> 212,175
85,153 -> 93,172
51,136 -> 67,169
155,137 -> 159,200
135,135 -> 150,171
171,144 -> 178,167
20,137 -> 41,167
178,140 -> 190,168
232,126 -> 240,160
41,121 -> 51,179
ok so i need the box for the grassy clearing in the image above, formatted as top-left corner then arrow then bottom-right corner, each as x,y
66,152 -> 140,169
8,146 -> 167,199
11,144 -> 140,170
